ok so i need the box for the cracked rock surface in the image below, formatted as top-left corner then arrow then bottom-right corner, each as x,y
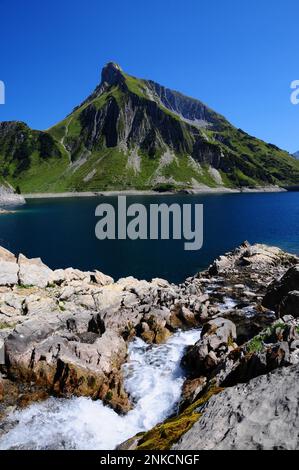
173,363 -> 299,450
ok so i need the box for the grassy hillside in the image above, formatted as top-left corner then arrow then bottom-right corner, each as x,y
0,64 -> 298,193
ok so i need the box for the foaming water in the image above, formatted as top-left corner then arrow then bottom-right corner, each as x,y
0,329 -> 201,450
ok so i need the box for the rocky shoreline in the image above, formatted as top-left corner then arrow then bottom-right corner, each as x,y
0,242 -> 299,449
22,185 -> 287,199
0,209 -> 16,215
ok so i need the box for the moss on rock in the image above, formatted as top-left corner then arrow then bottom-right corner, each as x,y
134,386 -> 223,450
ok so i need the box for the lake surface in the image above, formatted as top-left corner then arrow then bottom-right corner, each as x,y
0,192 -> 298,283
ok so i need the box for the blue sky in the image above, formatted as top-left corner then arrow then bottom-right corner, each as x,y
0,0 -> 298,152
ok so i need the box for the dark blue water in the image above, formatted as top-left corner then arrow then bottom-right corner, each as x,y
0,192 -> 298,283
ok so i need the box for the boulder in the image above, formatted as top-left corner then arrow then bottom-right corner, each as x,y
263,266 -> 299,311
214,319 -> 299,387
222,307 -> 277,343
18,254 -> 53,288
209,254 -> 232,275
23,294 -> 59,316
279,290 -> 299,318
91,270 -> 114,286
182,318 -> 237,377
4,311 -> 130,412
168,303 -> 197,329
0,247 -> 19,286
209,243 -> 298,276
174,364 -> 299,450
202,317 -> 236,345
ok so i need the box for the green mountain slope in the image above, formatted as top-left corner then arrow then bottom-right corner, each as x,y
0,121 -> 69,192
1,62 -> 299,192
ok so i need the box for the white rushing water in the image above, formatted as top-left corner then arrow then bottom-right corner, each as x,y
0,328 -> 201,450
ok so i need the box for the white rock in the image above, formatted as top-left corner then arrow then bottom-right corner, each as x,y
92,270 -> 114,286
18,254 -> 53,288
63,268 -> 90,283
51,269 -> 66,284
0,247 -> 19,286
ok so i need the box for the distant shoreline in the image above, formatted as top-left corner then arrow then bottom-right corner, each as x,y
23,186 -> 287,199
0,208 -> 16,214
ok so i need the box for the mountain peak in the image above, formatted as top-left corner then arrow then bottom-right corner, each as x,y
101,62 -> 123,86
22,62 -> 298,192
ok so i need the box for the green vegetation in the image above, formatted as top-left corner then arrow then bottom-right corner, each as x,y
210,127 -> 299,187
105,391 -> 113,401
153,183 -> 177,192
247,335 -> 264,353
123,74 -> 148,99
246,321 -> 287,354
0,321 -> 16,329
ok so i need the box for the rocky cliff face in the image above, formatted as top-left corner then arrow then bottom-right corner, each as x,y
0,179 -> 25,206
0,63 -> 299,192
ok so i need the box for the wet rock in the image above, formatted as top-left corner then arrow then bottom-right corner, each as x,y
117,435 -> 144,450
197,304 -> 209,322
182,318 -> 237,377
180,306 -> 198,327
180,377 -> 207,409
4,311 -> 130,412
142,308 -> 172,344
168,303 -> 197,330
155,327 -> 172,344
0,372 -> 50,428
139,322 -> 155,343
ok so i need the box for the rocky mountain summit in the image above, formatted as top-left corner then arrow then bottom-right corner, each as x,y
0,242 -> 299,449
1,62 -> 299,193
